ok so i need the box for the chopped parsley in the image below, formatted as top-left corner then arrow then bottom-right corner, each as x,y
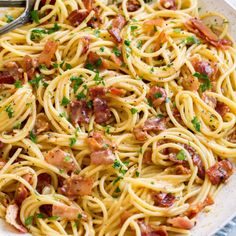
100,47 -> 105,52
25,215 -> 34,226
131,108 -> 138,114
65,63 -> 72,70
64,155 -> 71,162
191,116 -> 201,132
5,105 -> 13,118
70,76 -> 83,93
185,36 -> 200,45
174,28 -> 181,33
5,15 -> 14,23
77,91 -> 86,100
135,171 -> 140,177
29,131 -> 37,143
113,176 -> 123,185
29,74 -> 43,88
69,137 -> 76,147
193,72 -> 212,92
176,150 -> 186,160
30,10 -> 40,23
77,214 -> 82,219
48,216 -> 59,220
36,213 -> 45,219
131,25 -> 138,31
93,73 -> 105,85
94,29 -> 100,37
61,96 -> 70,106
113,159 -> 121,169
112,47 -> 121,57
14,80 -> 23,88
154,92 -> 162,98
124,40 -> 131,46
115,187 -> 121,193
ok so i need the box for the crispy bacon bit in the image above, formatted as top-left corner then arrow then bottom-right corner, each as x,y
60,175 -> 93,199
87,132 -> 112,152
22,55 -> 38,80
120,211 -> 132,225
108,87 -> 126,96
152,192 -> 175,207
67,9 -> 89,27
52,204 -> 86,220
35,113 -> 50,134
36,173 -> 51,193
81,37 -> 90,54
147,86 -> 167,108
202,93 -> 217,108
160,0 -> 177,10
0,72 -> 14,84
38,41 -> 58,67
89,86 -> 106,99
155,31 -> 168,51
186,195 -> 214,219
133,127 -> 147,141
127,0 -> 141,12
6,204 -> 27,233
215,102 -> 230,117
144,18 -> 165,29
144,117 -> 168,132
167,216 -> 194,230
185,18 -> 233,49
138,222 -> 168,236
108,15 -> 126,43
45,148 -> 76,173
70,100 -> 91,125
90,149 -> 115,165
175,165 -> 191,175
86,51 -> 106,70
93,97 -> 111,124
143,148 -> 152,164
83,0 -> 93,11
4,62 -> 23,81
182,75 -> 200,91
206,159 -> 233,185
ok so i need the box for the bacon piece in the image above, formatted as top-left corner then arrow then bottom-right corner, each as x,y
147,86 -> 167,108
81,37 -> 90,54
45,148 -> 76,173
138,222 -> 168,236
202,93 -> 217,108
152,192 -> 175,207
52,204 -> 86,220
22,55 -> 38,80
89,86 -> 106,99
167,216 -> 193,230
87,7 -> 101,28
215,102 -> 230,117
90,149 -> 115,165
143,148 -> 152,164
127,0 -> 141,12
185,18 -> 233,49
83,0 -> 93,11
39,204 -> 52,217
186,195 -> 214,219
206,159 -> 233,185
133,127 -> 147,141
67,9 -> 89,27
6,204 -> 27,233
70,100 -> 91,125
60,175 -> 93,199
110,53 -> 123,66
160,0 -> 177,10
86,51 -> 106,70
108,87 -> 126,96
143,18 -> 165,29
0,72 -> 14,84
87,132 -> 112,152
108,15 -> 126,43
143,117 -> 168,132
175,165 -> 191,175
93,97 -> 111,124
36,173 -> 51,193
38,41 -> 58,67
35,113 -> 50,134
4,62 -> 23,81
155,31 -> 168,51
182,75 -> 200,91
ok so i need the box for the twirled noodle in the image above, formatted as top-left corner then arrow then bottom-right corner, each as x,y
0,0 -> 235,235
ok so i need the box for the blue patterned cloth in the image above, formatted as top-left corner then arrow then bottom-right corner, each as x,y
215,217 -> 236,236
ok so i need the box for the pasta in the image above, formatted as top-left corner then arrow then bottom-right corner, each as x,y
0,0 -> 235,235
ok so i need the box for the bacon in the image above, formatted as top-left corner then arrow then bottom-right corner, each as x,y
147,86 -> 167,108
36,173 -> 51,193
143,148 -> 152,164
110,53 -> 123,66
22,55 -> 38,80
4,62 -> 23,81
143,117 -> 168,132
182,75 -> 200,91
60,175 -> 93,199
175,165 -> 191,175
155,31 -> 168,51
152,192 -> 175,207
215,102 -> 230,117
206,159 -> 233,185
52,204 -> 86,220
185,18 -> 233,49
167,216 -> 194,230
0,158 -> 6,170
90,149 -> 115,165
108,15 -> 126,43
67,9 -> 89,27
138,222 -> 168,236
144,18 -> 165,29
6,204 -> 27,233
127,0 -> 141,12
0,72 -> 14,84
39,204 -> 52,217
70,100 -> 91,125
108,87 -> 126,96
86,51 -> 106,70
83,0 -> 93,11
87,7 -> 101,28
35,113 -> 50,134
160,0 -> 177,10
133,127 -> 147,141
89,86 -> 106,99
93,97 -> 111,124
38,41 -> 58,67
202,93 -> 217,108
81,37 -> 90,54
45,148 -> 76,173
87,132 -> 107,151
186,195 -> 214,219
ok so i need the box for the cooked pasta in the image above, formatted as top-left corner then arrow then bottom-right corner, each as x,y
0,0 -> 235,235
